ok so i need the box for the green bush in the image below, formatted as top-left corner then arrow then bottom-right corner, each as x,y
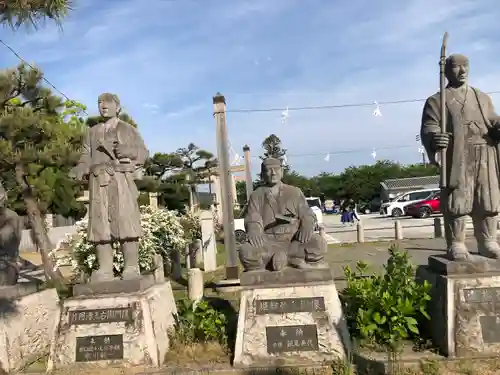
340,245 -> 431,350
171,299 -> 228,346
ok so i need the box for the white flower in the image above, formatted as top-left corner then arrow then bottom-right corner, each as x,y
59,206 -> 196,278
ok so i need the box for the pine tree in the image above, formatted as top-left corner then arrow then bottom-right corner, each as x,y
0,0 -> 71,29
0,63 -> 85,280
175,143 -> 217,211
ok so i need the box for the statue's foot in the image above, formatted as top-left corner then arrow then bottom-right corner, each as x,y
244,268 -> 265,273
449,242 -> 470,261
478,241 -> 500,259
122,266 -> 141,281
90,269 -> 115,284
289,258 -> 329,270
272,252 -> 288,271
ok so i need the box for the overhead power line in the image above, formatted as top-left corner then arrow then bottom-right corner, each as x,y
0,38 -> 89,115
223,91 -> 500,114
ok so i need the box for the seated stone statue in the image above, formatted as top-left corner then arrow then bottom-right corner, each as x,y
0,182 -> 22,285
239,157 -> 328,271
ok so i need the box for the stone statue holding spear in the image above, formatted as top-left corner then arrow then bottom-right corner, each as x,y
421,33 -> 500,260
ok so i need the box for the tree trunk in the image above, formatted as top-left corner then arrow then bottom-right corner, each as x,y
15,163 -> 63,281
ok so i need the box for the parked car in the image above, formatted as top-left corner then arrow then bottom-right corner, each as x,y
234,206 -> 247,244
405,193 -> 441,218
380,188 -> 440,217
306,197 -> 324,229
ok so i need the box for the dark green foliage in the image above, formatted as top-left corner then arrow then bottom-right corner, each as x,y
341,245 -> 431,350
0,63 -> 86,217
172,299 -> 229,346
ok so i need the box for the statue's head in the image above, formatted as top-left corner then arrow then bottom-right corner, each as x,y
445,54 -> 469,87
98,92 -> 121,119
261,157 -> 283,186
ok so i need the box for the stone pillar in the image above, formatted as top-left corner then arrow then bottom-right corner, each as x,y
395,220 -> 403,240
243,145 -> 253,201
171,250 -> 182,280
200,210 -> 217,272
193,239 -> 203,267
231,174 -> 238,205
149,192 -> 158,209
434,217 -> 443,238
188,268 -> 204,305
213,176 -> 222,221
357,221 -> 364,243
153,254 -> 164,283
213,92 -> 238,280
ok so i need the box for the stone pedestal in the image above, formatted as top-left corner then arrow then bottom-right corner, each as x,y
420,254 -> 500,358
233,268 -> 351,368
0,284 -> 59,372
47,278 -> 177,371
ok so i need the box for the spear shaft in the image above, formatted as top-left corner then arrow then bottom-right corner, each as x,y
439,32 -> 449,189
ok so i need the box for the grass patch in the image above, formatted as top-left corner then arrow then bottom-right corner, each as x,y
164,341 -> 230,366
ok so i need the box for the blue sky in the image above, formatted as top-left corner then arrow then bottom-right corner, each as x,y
1,0 -> 500,178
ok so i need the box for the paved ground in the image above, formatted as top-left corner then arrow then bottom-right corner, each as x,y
322,212 -> 475,244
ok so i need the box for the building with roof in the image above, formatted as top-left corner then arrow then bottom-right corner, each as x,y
380,175 -> 439,200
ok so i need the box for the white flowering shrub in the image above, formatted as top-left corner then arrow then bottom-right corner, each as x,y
56,206 -> 188,278
179,210 -> 201,242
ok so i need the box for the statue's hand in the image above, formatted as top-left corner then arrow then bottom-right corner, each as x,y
248,234 -> 264,248
431,132 -> 450,150
297,228 -> 313,244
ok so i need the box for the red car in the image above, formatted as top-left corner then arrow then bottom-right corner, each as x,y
405,194 -> 441,218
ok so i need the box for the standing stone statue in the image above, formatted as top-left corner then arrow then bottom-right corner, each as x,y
421,53 -> 500,260
0,182 -> 22,285
239,157 -> 328,271
70,93 -> 149,282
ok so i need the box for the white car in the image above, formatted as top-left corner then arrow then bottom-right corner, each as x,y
380,188 -> 440,217
306,197 -> 324,229
233,197 -> 323,244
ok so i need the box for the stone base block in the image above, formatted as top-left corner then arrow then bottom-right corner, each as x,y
420,255 -> 500,357
0,286 -> 59,373
72,274 -> 156,297
47,281 -> 177,371
233,269 -> 350,368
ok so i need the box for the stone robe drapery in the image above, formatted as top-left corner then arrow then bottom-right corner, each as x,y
73,119 -> 149,243
244,184 -> 317,241
421,86 -> 500,215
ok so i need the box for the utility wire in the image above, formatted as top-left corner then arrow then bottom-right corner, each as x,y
286,144 -> 416,157
223,91 -> 500,114
0,38 -> 89,115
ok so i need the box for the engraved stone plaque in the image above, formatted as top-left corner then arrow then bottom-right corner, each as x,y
480,316 -> 500,343
69,306 -> 134,325
463,287 -> 500,304
256,297 -> 325,315
266,324 -> 319,353
75,334 -> 124,362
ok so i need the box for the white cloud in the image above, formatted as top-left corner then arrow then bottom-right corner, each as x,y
1,0 -> 499,178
